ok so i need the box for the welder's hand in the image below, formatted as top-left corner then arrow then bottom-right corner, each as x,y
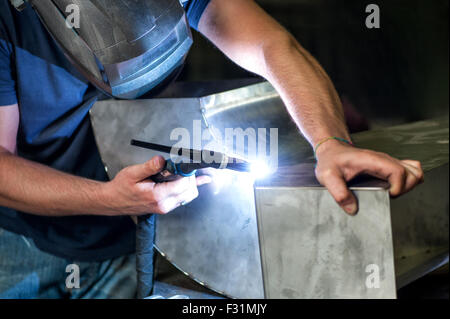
314,140 -> 424,216
103,156 -> 212,215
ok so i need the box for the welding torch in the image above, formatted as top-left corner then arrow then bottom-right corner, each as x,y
130,139 -> 253,183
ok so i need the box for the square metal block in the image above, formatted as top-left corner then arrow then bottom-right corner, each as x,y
254,166 -> 396,299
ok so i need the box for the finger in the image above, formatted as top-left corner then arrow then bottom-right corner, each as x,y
400,163 -> 423,192
153,175 -> 197,200
153,196 -> 179,214
175,185 -> 200,206
156,187 -> 200,214
387,166 -> 407,197
352,153 -> 407,197
127,156 -> 166,182
401,160 -> 424,183
401,159 -> 422,171
319,169 -> 358,215
401,167 -> 421,194
196,175 -> 213,186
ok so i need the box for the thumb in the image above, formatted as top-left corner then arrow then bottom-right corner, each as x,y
318,169 -> 358,215
128,155 -> 166,182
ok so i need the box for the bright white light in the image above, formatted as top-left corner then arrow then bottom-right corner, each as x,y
250,161 -> 271,179
204,160 -> 271,196
206,168 -> 234,195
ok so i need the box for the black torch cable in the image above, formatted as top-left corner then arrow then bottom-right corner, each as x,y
136,214 -> 156,299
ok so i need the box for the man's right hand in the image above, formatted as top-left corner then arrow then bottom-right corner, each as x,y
102,156 -> 212,216
2,104 -> 211,217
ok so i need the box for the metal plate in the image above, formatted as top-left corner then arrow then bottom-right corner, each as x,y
255,187 -> 395,299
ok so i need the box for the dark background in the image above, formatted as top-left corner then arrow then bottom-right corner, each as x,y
179,0 -> 449,128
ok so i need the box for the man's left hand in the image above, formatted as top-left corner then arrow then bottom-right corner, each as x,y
314,139 -> 424,215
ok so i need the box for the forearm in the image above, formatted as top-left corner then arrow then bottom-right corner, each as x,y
0,147 -> 112,216
258,38 -> 351,145
199,0 -> 350,146
199,0 -> 424,215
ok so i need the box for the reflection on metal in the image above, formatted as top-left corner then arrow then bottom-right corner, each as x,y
391,164 -> 449,288
90,81 -> 449,299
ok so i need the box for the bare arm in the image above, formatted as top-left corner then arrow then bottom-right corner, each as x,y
199,0 -> 424,215
0,104 -> 209,216
198,0 -> 349,145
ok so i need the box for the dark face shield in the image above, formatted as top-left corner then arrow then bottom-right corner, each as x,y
20,0 -> 193,99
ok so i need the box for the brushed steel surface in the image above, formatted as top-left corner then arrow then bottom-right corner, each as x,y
255,187 -> 395,299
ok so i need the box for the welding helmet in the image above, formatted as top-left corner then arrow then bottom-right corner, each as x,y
11,0 -> 193,99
